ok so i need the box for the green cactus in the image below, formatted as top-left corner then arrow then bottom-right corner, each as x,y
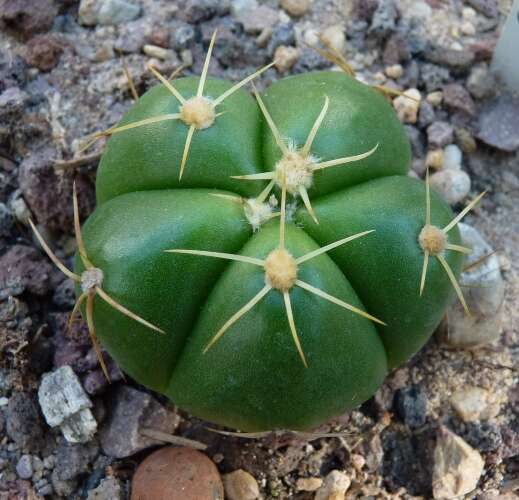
30,34 -> 484,431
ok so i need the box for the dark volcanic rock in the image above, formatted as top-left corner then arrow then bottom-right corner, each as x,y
5,392 -> 45,451
393,385 -> 428,428
23,35 -> 63,72
0,244 -> 55,299
18,147 -> 95,232
0,0 -> 58,40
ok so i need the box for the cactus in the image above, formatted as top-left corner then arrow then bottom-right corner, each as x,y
31,35 -> 484,431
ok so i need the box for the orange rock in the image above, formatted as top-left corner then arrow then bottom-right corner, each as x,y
131,447 -> 224,500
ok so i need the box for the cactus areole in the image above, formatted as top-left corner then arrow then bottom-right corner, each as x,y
71,63 -> 469,432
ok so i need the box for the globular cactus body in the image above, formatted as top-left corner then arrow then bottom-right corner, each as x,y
69,66 -> 466,431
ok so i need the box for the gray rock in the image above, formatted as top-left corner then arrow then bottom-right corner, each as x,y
16,455 -> 33,479
420,63 -> 451,93
38,366 -> 97,443
177,0 -> 225,23
79,0 -> 140,26
170,24 -> 196,51
55,441 -> 99,480
450,387 -> 500,422
235,5 -> 279,34
52,278 -> 76,308
426,46 -> 475,72
418,100 -> 435,128
0,0 -> 58,40
478,94 -> 519,152
443,83 -> 476,116
443,223 -> 505,347
5,392 -> 45,452
369,0 -> 397,38
467,63 -> 495,100
433,426 -> 484,499
427,121 -> 454,149
0,87 -> 29,120
443,144 -> 462,170
405,125 -> 426,158
51,469 -> 78,497
87,476 -> 123,500
100,385 -> 179,458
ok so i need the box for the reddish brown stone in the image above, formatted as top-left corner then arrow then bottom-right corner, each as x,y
131,447 -> 224,500
24,35 -> 63,72
0,0 -> 57,40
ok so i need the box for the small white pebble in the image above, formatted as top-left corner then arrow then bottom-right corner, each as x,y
426,91 -> 443,106
443,144 -> 463,170
321,25 -> 346,54
385,64 -> 403,79
461,21 -> 476,36
430,169 -> 471,205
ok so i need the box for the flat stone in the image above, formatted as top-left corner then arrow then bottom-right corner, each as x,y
433,426 -> 484,499
79,0 -> 140,25
38,366 -> 97,443
16,455 -> 33,479
442,223 -> 505,347
100,385 -> 179,458
478,94 -> 519,152
443,83 -> 476,116
451,387 -> 500,422
296,477 -> 323,491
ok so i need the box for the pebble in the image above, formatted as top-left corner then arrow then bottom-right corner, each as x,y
16,455 -> 33,479
426,91 -> 443,106
383,34 -> 410,65
280,0 -> 311,17
5,393 -> 45,451
321,25 -> 346,54
454,127 -> 477,153
393,88 -> 421,124
315,470 -> 351,500
296,477 -> 323,491
223,469 -> 260,500
87,477 -> 123,500
79,0 -> 141,26
100,385 -> 179,458
393,385 -> 427,428
443,144 -> 462,170
274,45 -> 300,73
442,83 -> 476,116
420,64 -> 451,93
461,21 -> 476,36
130,447 -> 223,500
426,46 -> 475,72
170,24 -> 196,51
443,223 -> 505,347
369,0 -> 398,39
427,121 -> 454,149
236,5 -> 279,34
23,34 -> 63,72
0,245 -> 55,299
38,365 -> 97,443
450,387 -> 500,422
418,100 -> 435,128
478,93 -> 519,152
385,64 -> 403,79
432,426 -> 484,499
55,441 -> 99,481
0,0 -> 58,39
425,149 -> 444,170
143,44 -> 175,61
429,169 -> 471,205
